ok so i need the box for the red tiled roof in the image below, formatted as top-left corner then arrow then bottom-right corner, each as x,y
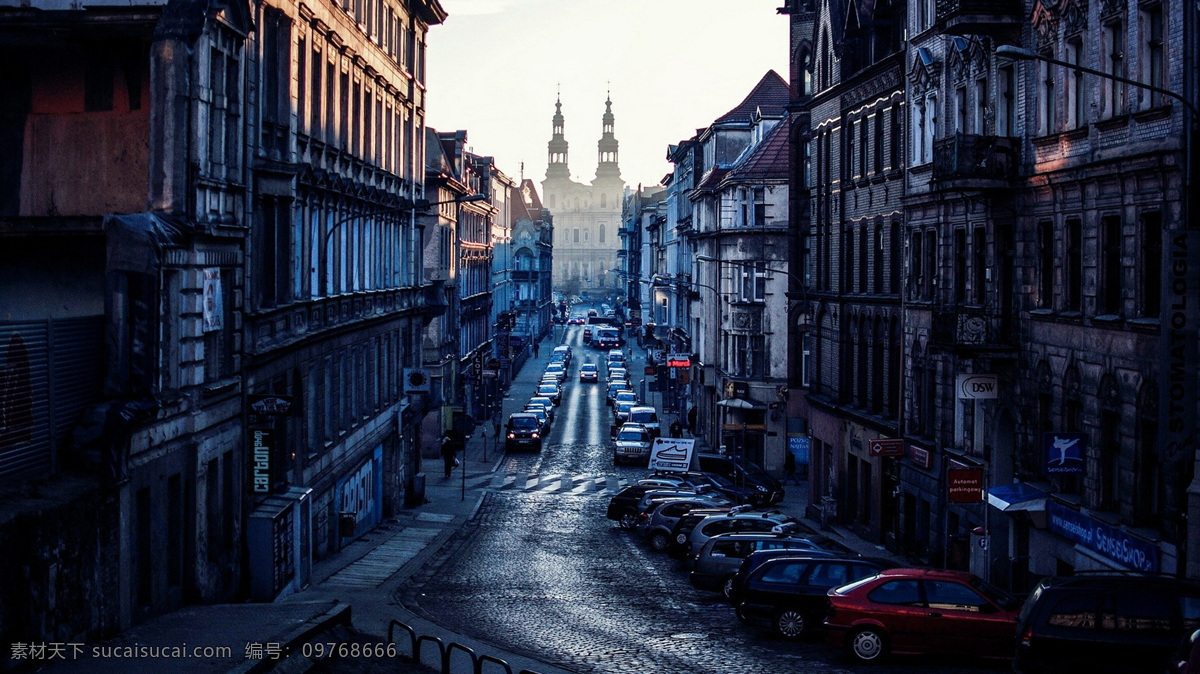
714,70 -> 789,125
692,166 -> 731,195
726,115 -> 791,182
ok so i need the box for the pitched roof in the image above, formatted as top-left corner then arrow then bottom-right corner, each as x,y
714,71 -> 790,125
692,166 -> 731,195
726,116 -> 791,182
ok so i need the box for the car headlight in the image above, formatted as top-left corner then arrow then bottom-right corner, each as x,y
532,433 -> 540,439
507,433 -> 515,439
756,485 -> 768,492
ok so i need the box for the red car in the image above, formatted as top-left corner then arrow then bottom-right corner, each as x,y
824,568 -> 1020,665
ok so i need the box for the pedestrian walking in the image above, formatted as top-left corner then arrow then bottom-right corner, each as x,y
441,431 -> 463,478
783,449 -> 799,485
533,341 -> 540,359
669,420 -> 683,439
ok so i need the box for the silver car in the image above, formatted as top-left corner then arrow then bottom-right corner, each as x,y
612,423 -> 653,465
685,508 -> 798,564
637,497 -> 734,551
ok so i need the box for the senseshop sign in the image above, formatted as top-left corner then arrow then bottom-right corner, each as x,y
1047,501 -> 1159,572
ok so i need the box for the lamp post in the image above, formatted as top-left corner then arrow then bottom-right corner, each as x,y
996,43 -> 1200,578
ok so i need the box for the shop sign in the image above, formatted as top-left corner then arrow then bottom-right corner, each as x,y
336,446 -> 384,541
667,353 -> 691,367
908,445 -> 932,469
1043,431 -> 1086,474
869,438 -> 905,457
249,395 -> 293,416
251,428 -> 273,494
1047,501 -> 1159,572
948,468 -> 984,503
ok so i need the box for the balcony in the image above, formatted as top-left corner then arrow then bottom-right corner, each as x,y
930,306 -> 1016,356
935,0 -> 1022,35
932,134 -> 1017,190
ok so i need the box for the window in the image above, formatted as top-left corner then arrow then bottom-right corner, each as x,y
890,103 -> 902,169
1099,215 -> 1122,315
911,231 -> 924,299
923,230 -> 936,299
867,579 -> 921,605
890,221 -> 901,293
1141,212 -> 1162,317
802,139 -> 812,187
873,113 -> 883,174
809,563 -> 851,588
1099,408 -> 1120,510
758,561 -> 807,584
1135,387 -> 1161,525
858,120 -> 868,177
1143,7 -> 1164,107
1104,22 -> 1126,116
1040,54 -> 1055,135
1066,218 -> 1082,311
1068,41 -> 1085,128
974,78 -> 988,135
926,94 -> 937,163
874,225 -> 884,293
599,223 -> 606,243
753,187 -> 766,227
741,264 -> 766,301
955,85 -> 967,134
954,229 -> 967,303
847,120 -> 858,179
1038,220 -> 1055,308
845,228 -> 855,293
973,227 -> 986,305
913,99 -> 926,166
998,65 -> 1016,136
801,332 -> 813,387
573,228 -> 579,243
925,581 -> 989,611
858,225 -> 868,292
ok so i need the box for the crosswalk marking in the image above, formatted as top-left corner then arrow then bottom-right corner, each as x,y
488,471 -> 638,495
324,527 -> 442,588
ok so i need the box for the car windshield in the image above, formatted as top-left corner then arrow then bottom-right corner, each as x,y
581,364 -> 597,372
510,416 -> 538,429
630,410 -> 657,423
617,429 -> 646,442
618,402 -> 634,412
531,397 -> 553,407
538,385 -> 557,393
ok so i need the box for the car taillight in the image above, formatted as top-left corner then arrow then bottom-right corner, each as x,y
1019,626 -> 1033,647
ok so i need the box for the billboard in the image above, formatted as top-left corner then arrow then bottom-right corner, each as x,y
648,438 -> 696,472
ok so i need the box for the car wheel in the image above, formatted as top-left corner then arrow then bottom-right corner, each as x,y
721,576 -> 737,600
849,627 -> 887,663
649,531 -> 669,552
619,511 -> 638,530
775,609 -> 807,639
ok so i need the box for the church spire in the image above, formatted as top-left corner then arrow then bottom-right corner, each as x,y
594,90 -> 621,184
546,92 -> 570,181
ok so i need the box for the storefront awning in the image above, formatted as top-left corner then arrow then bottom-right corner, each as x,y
988,482 -> 1048,527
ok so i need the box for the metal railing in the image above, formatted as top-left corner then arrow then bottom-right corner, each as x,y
387,619 -> 542,674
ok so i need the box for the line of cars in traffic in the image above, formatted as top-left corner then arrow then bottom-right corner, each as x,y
505,343 -> 575,452
604,469 -> 1200,671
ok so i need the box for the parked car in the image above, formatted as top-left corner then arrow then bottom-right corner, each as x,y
825,568 -> 1021,664
579,363 -> 599,382
607,484 -> 689,529
607,382 -> 632,406
1014,573 -> 1200,674
637,498 -> 735,551
607,366 -> 628,382
736,555 -> 888,638
613,390 -> 637,408
684,508 -> 798,563
696,453 -> 785,506
731,543 -> 865,600
689,528 -> 830,598
634,487 -> 725,514
552,344 -> 572,364
614,400 -> 636,423
627,406 -> 661,437
612,423 -> 654,466
529,396 -> 556,419
522,405 -> 550,433
536,382 -> 562,405
544,362 -> 567,381
607,349 -> 625,366
504,413 -> 543,452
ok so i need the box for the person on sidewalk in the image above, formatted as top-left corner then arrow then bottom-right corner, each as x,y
669,420 -> 683,439
441,430 -> 464,478
533,341 -> 540,359
783,450 -> 799,485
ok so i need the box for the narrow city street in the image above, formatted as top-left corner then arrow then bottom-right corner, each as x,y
399,324 -> 1006,674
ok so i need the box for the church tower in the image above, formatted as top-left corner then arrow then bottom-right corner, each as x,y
545,96 -> 570,181
593,93 -> 622,185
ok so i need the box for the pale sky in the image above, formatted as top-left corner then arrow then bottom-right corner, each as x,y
425,0 -> 791,191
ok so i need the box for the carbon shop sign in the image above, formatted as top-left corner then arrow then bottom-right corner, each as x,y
1161,231 -> 1197,479
1047,501 -> 1159,572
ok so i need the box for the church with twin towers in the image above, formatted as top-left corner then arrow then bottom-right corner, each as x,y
541,93 -> 625,295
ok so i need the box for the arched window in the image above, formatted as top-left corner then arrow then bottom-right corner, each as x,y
599,224 -> 606,243
601,193 -> 607,208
